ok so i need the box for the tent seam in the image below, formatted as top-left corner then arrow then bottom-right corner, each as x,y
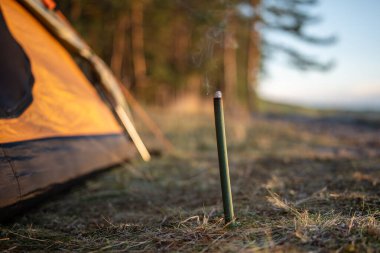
0,146 -> 22,200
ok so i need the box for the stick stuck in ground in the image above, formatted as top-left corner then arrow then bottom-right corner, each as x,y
213,91 -> 235,224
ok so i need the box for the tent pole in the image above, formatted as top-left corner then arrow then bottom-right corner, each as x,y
115,105 -> 151,161
119,84 -> 174,152
18,0 -> 151,161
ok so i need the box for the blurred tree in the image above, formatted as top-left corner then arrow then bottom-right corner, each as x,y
261,0 -> 335,71
236,0 -> 335,111
246,0 -> 261,111
111,14 -> 129,79
59,0 -> 334,109
223,9 -> 238,107
131,0 -> 147,93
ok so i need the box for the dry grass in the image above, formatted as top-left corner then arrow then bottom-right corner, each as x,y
1,108 -> 380,252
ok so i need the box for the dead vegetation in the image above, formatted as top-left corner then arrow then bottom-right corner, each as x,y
1,109 -> 380,252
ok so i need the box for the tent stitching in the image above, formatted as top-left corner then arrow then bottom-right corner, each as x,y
0,146 -> 22,200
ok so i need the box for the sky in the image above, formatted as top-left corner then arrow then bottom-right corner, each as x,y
258,0 -> 380,111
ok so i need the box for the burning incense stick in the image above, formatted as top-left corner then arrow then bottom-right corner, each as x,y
214,91 -> 235,224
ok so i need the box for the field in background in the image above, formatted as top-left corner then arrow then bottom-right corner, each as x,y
1,103 -> 380,252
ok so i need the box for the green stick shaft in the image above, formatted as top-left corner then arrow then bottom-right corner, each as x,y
214,91 -> 235,224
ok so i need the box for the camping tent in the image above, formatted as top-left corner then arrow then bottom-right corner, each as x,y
0,0 -> 148,219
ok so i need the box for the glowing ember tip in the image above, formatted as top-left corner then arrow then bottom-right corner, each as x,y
214,91 -> 222,99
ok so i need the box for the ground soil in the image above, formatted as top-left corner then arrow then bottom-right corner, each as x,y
1,109 -> 380,252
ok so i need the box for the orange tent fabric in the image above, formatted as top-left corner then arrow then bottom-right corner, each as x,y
0,0 -> 122,144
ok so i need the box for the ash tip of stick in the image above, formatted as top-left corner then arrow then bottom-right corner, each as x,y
214,91 -> 222,98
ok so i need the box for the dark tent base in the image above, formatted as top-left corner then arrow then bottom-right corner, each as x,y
0,162 -> 128,223
0,134 -> 136,222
